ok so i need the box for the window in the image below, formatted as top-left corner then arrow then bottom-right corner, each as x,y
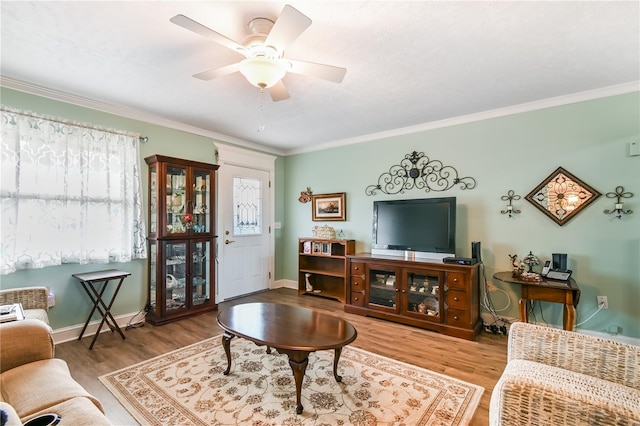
233,176 -> 261,235
0,107 -> 146,274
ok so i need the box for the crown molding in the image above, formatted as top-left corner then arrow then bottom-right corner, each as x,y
0,76 -> 286,156
288,81 -> 640,155
3,76 -> 637,158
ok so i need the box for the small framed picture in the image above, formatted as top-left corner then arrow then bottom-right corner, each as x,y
303,241 -> 311,254
312,192 -> 346,221
312,242 -> 322,254
321,243 -> 332,256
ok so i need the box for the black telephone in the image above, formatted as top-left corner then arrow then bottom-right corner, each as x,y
545,269 -> 572,281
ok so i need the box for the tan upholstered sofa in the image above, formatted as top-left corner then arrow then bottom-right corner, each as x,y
490,321 -> 640,426
0,319 -> 112,425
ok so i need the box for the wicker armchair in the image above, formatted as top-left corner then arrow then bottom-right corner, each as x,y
489,321 -> 640,425
0,286 -> 50,325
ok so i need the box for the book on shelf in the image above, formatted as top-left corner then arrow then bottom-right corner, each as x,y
0,303 -> 25,323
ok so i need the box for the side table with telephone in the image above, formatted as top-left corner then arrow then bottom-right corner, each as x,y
493,271 -> 580,331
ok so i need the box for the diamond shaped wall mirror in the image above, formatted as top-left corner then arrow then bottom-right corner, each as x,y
526,167 -> 601,226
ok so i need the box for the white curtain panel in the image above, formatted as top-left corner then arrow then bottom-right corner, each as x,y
0,107 -> 146,275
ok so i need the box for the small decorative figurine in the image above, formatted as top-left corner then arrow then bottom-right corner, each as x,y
305,273 -> 313,292
509,254 -> 523,277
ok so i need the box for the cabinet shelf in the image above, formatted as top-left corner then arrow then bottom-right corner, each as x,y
299,268 -> 345,278
298,238 -> 355,303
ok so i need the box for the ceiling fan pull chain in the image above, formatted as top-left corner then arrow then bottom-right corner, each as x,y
257,89 -> 266,133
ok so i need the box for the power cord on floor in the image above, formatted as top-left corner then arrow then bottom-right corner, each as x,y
125,305 -> 148,330
480,262 -> 512,335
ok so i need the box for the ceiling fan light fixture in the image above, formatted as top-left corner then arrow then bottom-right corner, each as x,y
239,57 -> 286,89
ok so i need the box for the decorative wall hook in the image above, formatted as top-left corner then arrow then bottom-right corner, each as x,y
298,187 -> 313,203
603,186 -> 633,218
365,151 -> 477,195
500,190 -> 521,218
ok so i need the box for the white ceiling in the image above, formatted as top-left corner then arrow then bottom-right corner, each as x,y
1,1 -> 639,155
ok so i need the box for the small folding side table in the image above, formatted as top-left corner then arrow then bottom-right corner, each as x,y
72,269 -> 131,349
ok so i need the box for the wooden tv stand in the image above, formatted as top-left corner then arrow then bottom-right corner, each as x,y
344,253 -> 481,340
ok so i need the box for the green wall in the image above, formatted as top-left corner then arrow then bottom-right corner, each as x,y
281,93 -> 640,338
2,87 -> 638,339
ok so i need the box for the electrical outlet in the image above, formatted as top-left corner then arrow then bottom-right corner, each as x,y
597,296 -> 608,309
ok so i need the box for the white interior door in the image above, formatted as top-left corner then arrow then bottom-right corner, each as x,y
218,163 -> 271,301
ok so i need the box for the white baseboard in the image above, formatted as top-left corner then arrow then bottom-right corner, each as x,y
52,312 -> 144,345
480,311 -> 640,345
272,279 -> 297,290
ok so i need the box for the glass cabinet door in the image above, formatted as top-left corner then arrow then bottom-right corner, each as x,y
149,240 -> 157,311
367,266 -> 398,310
192,169 -> 211,234
149,165 -> 157,235
165,241 -> 187,313
191,240 -> 211,306
405,271 -> 443,322
166,165 -> 188,235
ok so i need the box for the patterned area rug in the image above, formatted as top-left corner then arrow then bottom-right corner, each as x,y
99,336 -> 483,425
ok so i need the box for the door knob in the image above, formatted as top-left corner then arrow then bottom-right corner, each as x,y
225,239 -> 236,244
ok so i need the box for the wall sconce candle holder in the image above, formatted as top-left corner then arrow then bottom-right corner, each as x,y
603,186 -> 633,219
500,190 -> 521,218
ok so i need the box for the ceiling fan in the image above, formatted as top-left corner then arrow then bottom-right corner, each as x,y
170,4 -> 347,101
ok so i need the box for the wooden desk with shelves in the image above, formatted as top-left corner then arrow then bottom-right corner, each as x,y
493,271 -> 580,331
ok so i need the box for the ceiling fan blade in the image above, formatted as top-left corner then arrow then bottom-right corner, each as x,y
193,62 -> 240,81
265,5 -> 312,53
268,80 -> 290,101
287,59 -> 347,83
170,14 -> 245,55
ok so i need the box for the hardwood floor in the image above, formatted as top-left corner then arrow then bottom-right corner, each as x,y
55,288 -> 508,425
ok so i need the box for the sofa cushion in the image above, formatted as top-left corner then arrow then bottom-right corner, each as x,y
21,397 -> 111,426
491,359 -> 640,425
24,308 -> 49,325
0,358 -> 103,418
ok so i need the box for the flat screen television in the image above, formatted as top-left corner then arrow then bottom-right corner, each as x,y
372,197 -> 456,261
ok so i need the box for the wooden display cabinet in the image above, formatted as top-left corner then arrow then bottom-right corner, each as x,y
145,155 -> 219,325
345,253 -> 481,340
298,238 -> 355,303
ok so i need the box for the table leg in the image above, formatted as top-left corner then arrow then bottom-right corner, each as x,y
333,347 -> 344,382
221,332 -> 235,375
78,282 -> 99,341
519,298 -> 529,323
564,303 -> 576,331
286,352 -> 310,415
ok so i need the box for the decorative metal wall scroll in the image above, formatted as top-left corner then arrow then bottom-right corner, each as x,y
500,190 -> 521,218
365,151 -> 477,196
603,186 -> 634,219
525,167 -> 601,226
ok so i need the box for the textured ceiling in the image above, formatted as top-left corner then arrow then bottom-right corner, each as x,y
1,1 -> 639,155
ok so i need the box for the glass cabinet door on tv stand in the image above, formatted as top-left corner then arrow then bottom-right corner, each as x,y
145,155 -> 219,325
366,264 -> 400,312
404,270 -> 443,322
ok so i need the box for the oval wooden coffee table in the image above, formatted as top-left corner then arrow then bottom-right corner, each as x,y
216,302 -> 358,414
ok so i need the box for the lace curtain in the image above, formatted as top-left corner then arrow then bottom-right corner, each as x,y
0,107 -> 147,275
